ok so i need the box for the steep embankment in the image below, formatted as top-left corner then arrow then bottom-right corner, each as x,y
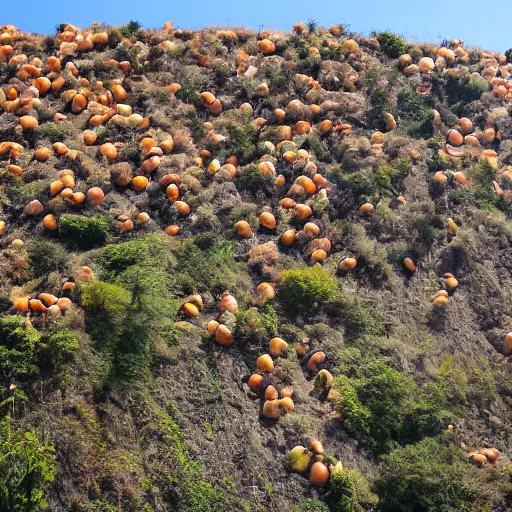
0,20 -> 511,512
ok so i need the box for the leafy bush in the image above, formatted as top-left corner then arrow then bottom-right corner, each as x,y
80,281 -> 131,315
0,317 -> 79,402
98,234 -> 172,280
225,116 -> 258,164
366,84 -> 394,131
293,499 -> 329,512
334,362 -> 450,453
279,266 -> 337,313
27,239 -> 68,278
59,214 -> 111,250
326,294 -> 384,343
396,86 -> 434,139
446,75 -> 488,107
172,235 -> 250,296
0,417 -> 56,511
175,82 -> 201,106
34,122 -> 68,143
236,164 -> 274,194
325,470 -> 363,512
333,376 -> 371,438
376,32 -> 407,59
307,132 -> 332,163
335,167 -> 393,202
376,437 -> 476,511
234,305 -> 278,348
120,20 -> 142,38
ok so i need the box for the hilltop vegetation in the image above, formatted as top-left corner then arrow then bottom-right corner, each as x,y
0,18 -> 511,511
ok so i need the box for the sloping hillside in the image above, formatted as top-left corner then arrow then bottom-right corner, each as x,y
0,20 -> 511,512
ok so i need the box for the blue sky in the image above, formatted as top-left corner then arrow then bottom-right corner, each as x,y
1,0 -> 510,52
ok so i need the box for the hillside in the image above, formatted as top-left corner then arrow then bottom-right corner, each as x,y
0,19 -> 511,512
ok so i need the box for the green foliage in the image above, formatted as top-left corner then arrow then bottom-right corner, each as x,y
381,159 -> 412,186
279,265 -> 337,313
27,239 -> 67,278
295,54 -> 322,79
98,234 -> 173,281
0,317 -> 79,402
186,113 -> 206,143
6,181 -> 48,210
333,376 -> 371,438
376,437 -> 476,511
327,293 -> 384,343
325,470 -> 363,512
0,317 -> 40,398
175,82 -> 201,106
376,32 -> 407,58
34,122 -> 68,143
366,84 -> 394,131
293,499 -> 329,512
237,164 -> 274,193
465,159 -> 503,209
80,281 -> 131,315
334,361 -> 450,453
307,19 -> 318,34
83,235 -> 184,385
59,214 -> 111,250
0,417 -> 56,511
335,166 -> 395,202
234,305 -> 278,347
446,75 -> 488,107
120,20 -> 142,38
225,117 -> 258,164
172,235 -> 250,296
396,86 -> 434,139
307,132 -> 332,163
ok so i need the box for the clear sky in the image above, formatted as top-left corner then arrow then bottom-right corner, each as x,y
1,0 -> 510,53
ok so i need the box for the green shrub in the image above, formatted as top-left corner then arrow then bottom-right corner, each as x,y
366,84 -> 394,131
335,167 -> 392,202
40,330 -> 79,368
186,113 -> 206,143
0,417 -> 56,512
59,214 -> 111,250
333,376 -> 371,438
80,281 -> 131,315
0,317 -> 40,396
325,470 -> 363,512
175,82 -> 201,106
6,181 -> 48,209
120,20 -> 142,38
376,437 -> 476,512
334,362 -> 450,453
98,234 -> 172,280
396,86 -> 434,139
172,236 -> 250,296
234,305 -> 278,348
446,75 -> 488,106
279,266 -> 337,313
307,132 -> 331,162
236,164 -> 274,193
225,117 -> 258,164
293,499 -> 329,512
376,32 -> 408,59
27,239 -> 68,278
34,122 -> 68,143
0,317 -> 79,402
326,293 -> 384,343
